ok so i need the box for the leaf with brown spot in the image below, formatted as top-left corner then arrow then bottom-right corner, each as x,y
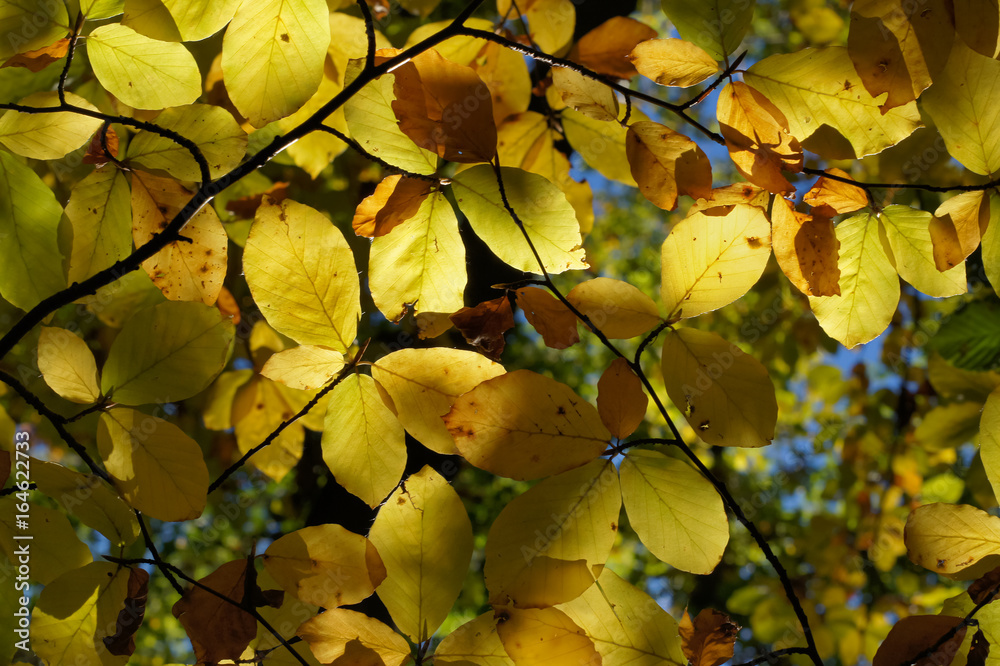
803,168 -> 868,217
626,121 -> 712,210
352,175 -> 434,238
596,357 -> 647,439
771,197 -> 841,297
679,608 -> 739,666
872,615 -> 966,666
628,38 -> 719,87
103,568 -> 149,657
224,182 -> 290,218
450,296 -> 515,360
689,183 -> 769,215
82,126 -> 119,167
931,191 -> 988,271
570,16 -> 657,79
516,286 -> 579,349
2,37 -> 69,72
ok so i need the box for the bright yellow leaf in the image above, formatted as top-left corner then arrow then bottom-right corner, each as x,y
550,67 -> 618,122
37,327 -> 101,404
561,107 -> 636,185
278,75 -> 350,178
625,121 -> 713,210
261,345 -> 345,391
661,0 -> 753,60
495,607 -> 599,666
880,205 -> 966,298
66,167 -> 132,285
498,0 -> 576,55
567,277 -> 661,339
628,38 -> 718,87
298,608 -> 411,666
128,0 -> 241,42
231,376 -> 316,481
931,191 -> 988,271
0,91 -> 102,159
434,612 -> 514,666
905,502 -> 1000,576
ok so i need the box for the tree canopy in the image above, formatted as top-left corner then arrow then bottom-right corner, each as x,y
1,0 -> 1000,665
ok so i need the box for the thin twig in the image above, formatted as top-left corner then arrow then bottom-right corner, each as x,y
316,125 -> 440,182
136,511 -> 184,595
900,580 -> 1000,666
732,647 -> 812,666
802,166 -> 1000,194
57,12 -> 86,105
356,0 -> 376,71
679,50 -> 747,111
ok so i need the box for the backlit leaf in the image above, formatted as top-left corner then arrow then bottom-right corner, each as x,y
352,175 -> 433,238
597,357 -> 647,440
981,389 -> 1000,505
628,38 -> 718,87
561,107 -> 636,185
567,277 -> 661,339
678,609 -> 739,666
803,168 -> 868,217
298,608 -> 411,666
33,460 -> 140,546
498,0 -> 575,55
516,286 -> 580,350
261,345 -> 345,391
905,503 -> 1000,576
128,0 -> 241,42
880,205 -> 966,297
37,326 -> 100,404
626,121 -> 712,210
0,0 -> 70,61
931,191 -> 989,271
66,167 -> 132,285
0,91 -> 101,159
434,612 -> 514,666
550,67 -> 618,122
661,0 -> 754,60
770,197 -> 841,297
571,16 -> 657,79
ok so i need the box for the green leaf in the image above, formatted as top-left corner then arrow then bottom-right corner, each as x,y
0,150 -> 66,311
37,326 -> 101,404
243,197 -> 360,350
86,24 -> 201,110
980,389 -> 1000,505
984,192 -> 1000,298
0,91 -> 102,159
221,0 -> 330,127
101,301 -> 235,404
927,300 -> 1000,371
0,0 -> 70,60
33,460 -> 140,546
65,167 -> 132,285
660,0 -> 755,61
880,205 -> 966,298
451,165 -> 587,274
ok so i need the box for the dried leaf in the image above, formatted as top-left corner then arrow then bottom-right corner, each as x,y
872,615 -> 966,666
82,126 -> 119,166
516,286 -> 579,349
224,182 -> 290,218
679,608 -> 739,666
103,568 -> 149,657
450,296 -> 515,360
626,121 -> 712,210
570,16 -> 657,79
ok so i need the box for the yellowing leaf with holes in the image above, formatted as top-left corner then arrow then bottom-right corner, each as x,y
660,204 -> 771,320
126,104 -> 246,181
496,606 -> 599,666
571,16 -> 657,79
0,500 -> 91,585
880,205 -> 967,297
561,107 -> 636,185
33,460 -> 139,547
370,466 -> 473,641
485,458 -> 619,607
770,197 -> 841,297
931,191 -> 989,271
97,407 -> 209,521
435,612 -> 514,666
803,168 -> 868,217
661,328 -> 777,447
369,190 -> 466,321
808,213 -> 899,348
550,67 -> 618,121
263,523 -> 385,608
371,348 -> 505,455
221,0 -> 330,126
905,503 -> 1000,576
37,327 -> 100,404
322,373 -> 406,508
452,165 -> 587,274
567,277 -> 661,339
447,370 -> 610,480
30,562 -> 130,666
661,0 -> 754,60
558,567 -> 687,666
131,171 -> 228,305
244,197 -> 360,350
980,389 -> 1000,504
0,91 -> 101,159
516,286 -> 580,349
101,301 -> 234,404
298,608 -> 411,666
745,47 -> 921,159
626,121 -> 712,210
261,345 -> 345,391
66,167 -> 132,285
620,449 -> 729,573
87,24 -> 200,110
628,38 -> 718,87
597,357 -> 647,439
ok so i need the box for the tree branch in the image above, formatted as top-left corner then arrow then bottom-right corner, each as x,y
315,125 -> 440,182
136,510 -> 184,595
57,12 -> 85,105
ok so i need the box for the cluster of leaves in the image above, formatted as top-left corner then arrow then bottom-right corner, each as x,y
1,0 -> 1000,665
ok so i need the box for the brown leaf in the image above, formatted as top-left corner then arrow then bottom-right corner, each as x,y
352,175 -> 434,238
679,608 -> 740,666
82,127 -> 119,167
570,16 -> 657,79
717,82 -> 803,194
931,191 -> 988,271
516,286 -> 579,349
103,568 -> 149,657
450,296 -> 514,360
2,37 -> 69,72
215,285 -> 242,325
332,638 -> 388,666
803,168 -> 868,217
968,564 -> 1000,604
392,49 -> 497,163
872,615 -> 966,666
968,629 -> 989,666
225,182 -> 290,218
771,197 -> 841,297
625,121 -> 712,210
596,357 -> 647,439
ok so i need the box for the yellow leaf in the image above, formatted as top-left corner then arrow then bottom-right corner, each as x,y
660,204 -> 771,320
263,523 -> 385,608
370,348 -> 505,455
620,449 -> 729,573
661,328 -> 777,447
770,197 -> 841,297
980,389 -> 1000,505
329,13 -> 391,86
628,38 -> 718,87
322,374 -> 406,508
98,407 -> 209,521
561,107 -> 636,185
125,0 -> 241,42
469,39 -> 532,123
914,402 -> 982,451
880,205 -> 966,297
370,466 -> 474,641
86,24 -> 201,110
221,0 -> 330,126
745,47 -> 921,159
661,0 -> 754,61
905,503 -> 1000,576
353,175 -> 434,238
131,171 -> 228,305
495,607 -> 599,666
0,499 -> 91,584
447,370 -> 611,480
557,567 -> 687,666
485,458 -> 620,607
690,183 -> 769,214
277,75 -> 350,178
0,91 -> 102,159
499,0 -> 576,55
550,67 -> 618,122
452,165 -> 587,274
434,612 -> 514,666
298,608 -> 411,666
516,286 -> 580,350
931,191 -> 988,271
33,460 -> 140,546
567,277 -> 661,339
368,189 -> 466,321
808,213 -> 899,348
244,197 -> 360,350
232,376 -> 313,481
66,167 -> 132,285
986,192 -> 1000,298
803,168 -> 868,217
37,327 -> 101,404
596,358 -> 647,439
261,346 -> 345,391
625,121 -> 713,210
202,369 -> 253,430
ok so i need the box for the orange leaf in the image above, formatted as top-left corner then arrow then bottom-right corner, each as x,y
931,190 -> 988,271
450,296 -> 514,360
352,175 -> 434,238
215,285 -> 242,325
225,182 -> 290,218
82,127 -> 119,167
803,168 -> 868,217
718,82 -> 803,194
103,568 -> 149,657
2,37 -> 69,72
392,49 -> 497,163
689,183 -> 769,215
570,16 -> 657,79
872,615 -> 966,666
516,286 -> 579,349
679,608 -> 739,666
596,357 -> 647,439
625,121 -> 712,210
771,197 -> 841,297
